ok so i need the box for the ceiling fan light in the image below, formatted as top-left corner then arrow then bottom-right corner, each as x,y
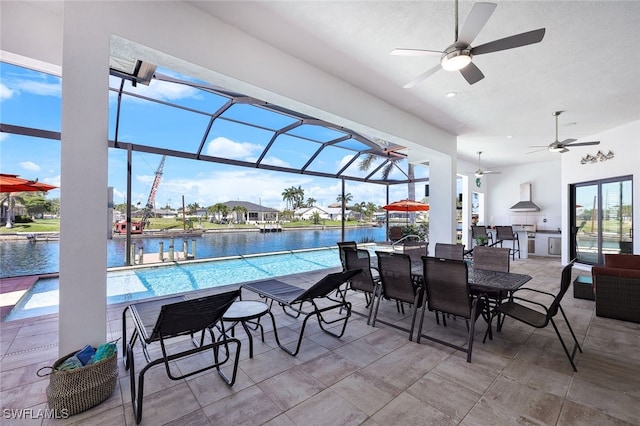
548,145 -> 564,153
441,50 -> 471,71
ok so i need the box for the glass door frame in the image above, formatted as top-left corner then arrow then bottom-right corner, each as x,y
570,175 -> 633,265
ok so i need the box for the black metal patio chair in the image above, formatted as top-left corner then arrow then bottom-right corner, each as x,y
418,256 -> 489,362
491,263 -> 582,371
240,269 -> 362,356
343,247 -> 380,323
122,290 -> 241,424
372,251 -> 425,340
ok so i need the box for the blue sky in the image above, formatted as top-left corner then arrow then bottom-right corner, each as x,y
1,62 -> 425,210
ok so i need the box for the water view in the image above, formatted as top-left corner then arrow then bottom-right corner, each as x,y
0,227 -> 386,278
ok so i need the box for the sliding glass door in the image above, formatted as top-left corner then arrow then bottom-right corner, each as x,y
570,176 -> 633,265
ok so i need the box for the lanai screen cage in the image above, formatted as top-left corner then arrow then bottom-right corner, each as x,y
0,58 -> 430,265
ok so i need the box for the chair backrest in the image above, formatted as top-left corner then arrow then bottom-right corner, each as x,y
403,241 -> 429,263
434,243 -> 464,261
473,246 -> 511,272
495,226 -> 515,241
376,251 -> 417,304
422,256 -> 471,319
296,269 -> 362,302
337,241 -> 357,269
471,226 -> 489,239
343,248 -> 377,293
548,263 -> 574,318
151,289 -> 240,341
389,226 -> 403,241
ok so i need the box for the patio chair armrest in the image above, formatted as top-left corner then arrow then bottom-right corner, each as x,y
508,295 -> 550,314
511,287 -> 555,298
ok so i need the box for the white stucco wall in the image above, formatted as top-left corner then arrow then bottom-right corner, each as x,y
560,120 -> 640,263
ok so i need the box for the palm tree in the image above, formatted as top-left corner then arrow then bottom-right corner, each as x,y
306,197 -> 316,207
359,141 -> 416,221
282,187 -> 296,210
1,193 -> 25,228
336,192 -> 353,207
231,205 -> 247,224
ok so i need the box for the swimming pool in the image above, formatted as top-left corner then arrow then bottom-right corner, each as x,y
3,247 -> 342,322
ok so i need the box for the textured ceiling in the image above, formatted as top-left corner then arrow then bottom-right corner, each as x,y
190,1 -> 640,171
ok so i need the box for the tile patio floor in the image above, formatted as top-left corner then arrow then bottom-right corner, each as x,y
1,256 -> 639,425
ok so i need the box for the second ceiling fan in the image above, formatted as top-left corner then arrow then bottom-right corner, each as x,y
529,111 -> 600,153
392,0 -> 546,88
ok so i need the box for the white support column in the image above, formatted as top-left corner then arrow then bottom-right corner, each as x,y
427,153 -> 457,244
58,3 -> 109,355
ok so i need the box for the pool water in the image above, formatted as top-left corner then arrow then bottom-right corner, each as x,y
3,248 -> 341,321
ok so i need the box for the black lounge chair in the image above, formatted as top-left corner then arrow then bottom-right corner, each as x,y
122,290 -> 241,424
240,269 -> 362,356
491,262 -> 582,371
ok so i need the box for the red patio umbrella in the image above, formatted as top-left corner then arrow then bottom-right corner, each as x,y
382,199 -> 430,212
0,174 -> 57,193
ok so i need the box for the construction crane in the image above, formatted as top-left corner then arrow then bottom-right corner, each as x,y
114,155 -> 166,234
140,155 -> 166,227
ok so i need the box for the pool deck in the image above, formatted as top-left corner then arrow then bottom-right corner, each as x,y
1,257 -> 639,424
0,275 -> 40,321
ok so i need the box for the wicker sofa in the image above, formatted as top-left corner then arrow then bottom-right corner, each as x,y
591,254 -> 640,323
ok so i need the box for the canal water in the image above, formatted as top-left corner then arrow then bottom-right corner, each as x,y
0,227 -> 386,278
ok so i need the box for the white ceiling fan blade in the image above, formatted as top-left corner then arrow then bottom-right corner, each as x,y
459,61 -> 484,85
471,28 -> 546,55
391,48 -> 442,56
559,138 -> 577,145
403,64 -> 442,88
483,170 -> 501,174
457,2 -> 497,46
526,148 -> 547,154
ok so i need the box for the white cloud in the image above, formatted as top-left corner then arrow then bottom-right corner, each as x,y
261,156 -> 291,168
205,136 -> 262,159
108,75 -> 199,103
15,80 -> 61,97
20,161 -> 41,172
0,133 -> 8,142
0,83 -> 14,100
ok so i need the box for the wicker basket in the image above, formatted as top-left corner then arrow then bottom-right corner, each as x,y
38,349 -> 118,416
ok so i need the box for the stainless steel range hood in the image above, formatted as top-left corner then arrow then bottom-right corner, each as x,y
510,183 -> 540,212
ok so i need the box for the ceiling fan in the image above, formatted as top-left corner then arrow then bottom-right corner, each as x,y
473,151 -> 501,177
529,111 -> 600,153
392,0 -> 546,88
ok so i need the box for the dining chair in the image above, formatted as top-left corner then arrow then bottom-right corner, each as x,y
471,225 -> 493,247
434,242 -> 464,261
337,241 -> 358,270
373,251 -> 425,340
492,263 -> 582,371
495,226 -> 520,260
343,247 -> 380,323
403,240 -> 429,264
417,256 -> 488,362
470,246 -> 512,329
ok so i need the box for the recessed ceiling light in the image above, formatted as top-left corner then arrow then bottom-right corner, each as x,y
506,135 -> 513,139
446,92 -> 457,97
564,122 -> 577,127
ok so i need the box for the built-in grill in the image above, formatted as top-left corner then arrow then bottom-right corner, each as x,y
513,224 -> 537,254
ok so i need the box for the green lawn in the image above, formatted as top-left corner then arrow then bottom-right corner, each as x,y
0,217 -> 367,234
0,219 -> 61,233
